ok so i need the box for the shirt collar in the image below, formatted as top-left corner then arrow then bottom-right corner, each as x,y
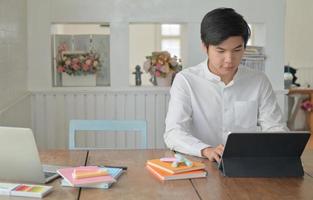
202,59 -> 243,84
202,59 -> 221,82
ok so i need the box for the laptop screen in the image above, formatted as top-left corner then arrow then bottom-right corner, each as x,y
0,127 -> 46,183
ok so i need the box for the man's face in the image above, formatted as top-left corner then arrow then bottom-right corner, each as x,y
206,36 -> 245,80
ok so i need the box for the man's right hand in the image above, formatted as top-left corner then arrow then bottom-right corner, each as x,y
201,144 -> 224,163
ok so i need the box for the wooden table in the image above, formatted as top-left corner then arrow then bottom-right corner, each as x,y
193,150 -> 313,200
80,150 -> 199,200
2,149 -> 313,200
38,150 -> 88,200
0,150 -> 87,200
289,88 -> 313,148
302,149 -> 313,178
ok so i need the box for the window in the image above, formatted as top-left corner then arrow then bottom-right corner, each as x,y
247,23 -> 265,46
160,24 -> 181,58
51,24 -> 110,87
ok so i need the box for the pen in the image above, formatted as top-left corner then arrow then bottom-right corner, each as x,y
98,165 -> 128,171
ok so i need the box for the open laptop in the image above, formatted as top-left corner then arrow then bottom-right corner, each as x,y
0,126 -> 60,183
218,131 -> 310,177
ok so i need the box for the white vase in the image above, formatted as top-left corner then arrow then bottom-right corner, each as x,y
62,73 -> 96,86
156,75 -> 172,87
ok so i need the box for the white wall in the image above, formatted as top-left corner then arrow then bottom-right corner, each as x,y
285,0 -> 313,68
0,0 -> 30,127
0,94 -> 31,128
285,0 -> 313,87
51,24 -> 110,35
129,24 -> 157,86
27,0 -> 286,91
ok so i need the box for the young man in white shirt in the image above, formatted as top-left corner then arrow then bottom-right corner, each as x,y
164,8 -> 288,162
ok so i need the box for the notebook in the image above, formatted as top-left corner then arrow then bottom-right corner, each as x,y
146,159 -> 205,174
61,167 -> 124,188
0,126 -> 59,183
57,167 -> 116,187
146,165 -> 207,181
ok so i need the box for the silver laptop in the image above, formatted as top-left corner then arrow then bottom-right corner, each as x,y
0,126 -> 60,183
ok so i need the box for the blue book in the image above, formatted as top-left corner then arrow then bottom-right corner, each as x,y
61,167 -> 123,189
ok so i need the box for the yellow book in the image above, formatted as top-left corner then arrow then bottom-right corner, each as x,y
73,170 -> 109,179
72,166 -> 109,179
146,159 -> 205,174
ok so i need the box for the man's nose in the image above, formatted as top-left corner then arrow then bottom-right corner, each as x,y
224,52 -> 233,63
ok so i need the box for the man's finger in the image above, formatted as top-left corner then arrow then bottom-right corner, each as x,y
213,153 -> 221,163
208,151 -> 218,162
208,154 -> 215,162
216,145 -> 224,151
215,148 -> 223,157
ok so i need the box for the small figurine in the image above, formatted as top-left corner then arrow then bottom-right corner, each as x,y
172,153 -> 193,167
132,65 -> 143,86
160,153 -> 193,168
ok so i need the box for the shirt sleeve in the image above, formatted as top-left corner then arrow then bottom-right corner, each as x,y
257,74 -> 289,132
164,73 -> 210,157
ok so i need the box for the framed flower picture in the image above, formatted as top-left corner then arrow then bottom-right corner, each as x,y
57,51 -> 100,76
51,24 -> 110,87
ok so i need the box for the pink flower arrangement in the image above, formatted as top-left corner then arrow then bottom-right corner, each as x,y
143,51 -> 182,78
56,43 -> 100,76
301,99 -> 313,112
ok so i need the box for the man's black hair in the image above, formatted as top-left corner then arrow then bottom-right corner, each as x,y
201,8 -> 251,48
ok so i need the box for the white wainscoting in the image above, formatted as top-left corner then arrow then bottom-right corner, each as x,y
0,93 -> 32,128
31,88 -> 170,149
31,88 -> 288,150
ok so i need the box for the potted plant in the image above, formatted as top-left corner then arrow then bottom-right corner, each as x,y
143,51 -> 182,86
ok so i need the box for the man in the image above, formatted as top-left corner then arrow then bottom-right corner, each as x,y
164,8 -> 288,162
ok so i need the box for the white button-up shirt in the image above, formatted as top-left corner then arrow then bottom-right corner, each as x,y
164,60 -> 288,157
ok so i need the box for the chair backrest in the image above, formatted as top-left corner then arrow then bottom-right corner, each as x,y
69,120 -> 147,150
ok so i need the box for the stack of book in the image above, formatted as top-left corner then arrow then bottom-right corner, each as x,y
57,166 -> 123,189
241,46 -> 266,72
146,158 -> 207,181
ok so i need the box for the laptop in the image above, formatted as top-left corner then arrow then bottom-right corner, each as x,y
0,126 -> 60,183
218,131 -> 310,177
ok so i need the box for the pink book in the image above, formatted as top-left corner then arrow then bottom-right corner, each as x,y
74,166 -> 99,173
57,167 -> 116,187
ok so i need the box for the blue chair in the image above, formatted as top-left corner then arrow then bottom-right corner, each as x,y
69,120 -> 147,150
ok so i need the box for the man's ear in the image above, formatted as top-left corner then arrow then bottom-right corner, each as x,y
201,42 -> 208,53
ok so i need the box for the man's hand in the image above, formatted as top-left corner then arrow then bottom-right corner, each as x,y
201,145 -> 224,162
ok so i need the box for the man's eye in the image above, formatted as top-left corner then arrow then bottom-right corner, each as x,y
234,49 -> 242,52
217,50 -> 225,53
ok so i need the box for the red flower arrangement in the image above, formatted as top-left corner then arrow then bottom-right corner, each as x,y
143,51 -> 182,78
56,43 -> 100,76
301,99 -> 313,112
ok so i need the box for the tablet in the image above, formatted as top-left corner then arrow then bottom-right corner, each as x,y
219,131 -> 310,177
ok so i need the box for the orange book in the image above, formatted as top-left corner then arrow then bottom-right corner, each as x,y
146,159 -> 205,174
73,170 -> 109,179
146,165 -> 207,181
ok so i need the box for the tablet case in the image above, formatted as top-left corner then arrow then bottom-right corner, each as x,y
219,132 -> 310,177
